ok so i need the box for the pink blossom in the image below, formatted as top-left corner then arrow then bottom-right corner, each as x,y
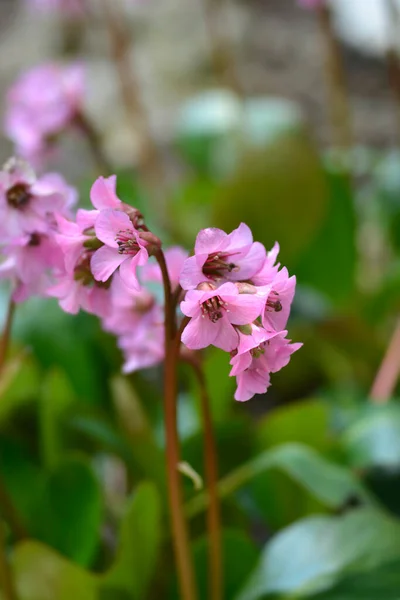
0,158 -> 77,241
259,268 -> 296,332
250,242 -> 280,286
5,63 -> 84,160
230,332 -> 302,401
180,282 -> 265,352
47,271 -> 110,316
102,273 -> 155,335
118,307 -> 164,373
179,223 -> 266,290
91,209 -> 148,290
142,246 -> 188,290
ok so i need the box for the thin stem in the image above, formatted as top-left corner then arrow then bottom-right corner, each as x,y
0,524 -> 18,600
101,0 -> 165,187
0,478 -> 26,542
155,250 -> 198,600
316,3 -> 352,150
0,300 -> 15,374
183,354 -> 223,600
201,0 -> 243,95
370,319 -> 400,403
74,112 -> 112,174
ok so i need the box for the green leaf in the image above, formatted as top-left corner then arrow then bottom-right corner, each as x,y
342,403 -> 400,468
0,353 -> 40,424
185,443 -> 370,519
295,168 -> 356,303
213,134 -> 328,264
104,482 -> 162,599
236,508 -> 400,600
311,561 -> 400,600
32,457 -> 102,567
39,368 -> 76,469
11,541 -> 97,600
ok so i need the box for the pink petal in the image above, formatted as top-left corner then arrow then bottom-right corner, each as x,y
224,294 -> 265,325
95,209 -> 132,248
91,245 -> 126,282
214,318 -> 240,352
225,222 -> 253,250
229,242 -> 266,281
194,227 -> 228,254
119,256 -> 141,290
90,175 -> 120,210
181,315 -> 219,349
179,254 -> 208,290
180,290 -> 203,318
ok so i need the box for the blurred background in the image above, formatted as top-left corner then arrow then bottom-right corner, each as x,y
1,0 -> 400,599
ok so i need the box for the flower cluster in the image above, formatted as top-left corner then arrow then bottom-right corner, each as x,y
179,226 -> 301,401
0,156 -> 300,400
4,63 -> 85,162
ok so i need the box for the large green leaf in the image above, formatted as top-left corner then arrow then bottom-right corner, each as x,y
236,508 -> 400,600
32,457 -> 102,567
185,443 -> 370,519
10,541 -> 97,600
342,403 -> 400,468
103,482 -> 162,599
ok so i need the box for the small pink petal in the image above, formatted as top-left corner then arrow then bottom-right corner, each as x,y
90,175 -> 120,210
91,245 -> 126,282
95,209 -> 132,248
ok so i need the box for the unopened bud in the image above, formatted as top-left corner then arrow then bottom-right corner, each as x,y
197,281 -> 217,291
236,282 -> 257,294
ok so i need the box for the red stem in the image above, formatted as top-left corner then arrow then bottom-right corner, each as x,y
370,319 -> 400,403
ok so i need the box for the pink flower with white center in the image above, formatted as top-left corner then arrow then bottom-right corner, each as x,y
4,63 -> 84,160
118,307 -> 164,373
259,268 -> 296,332
179,223 -> 266,291
0,232 -> 64,302
0,157 -> 77,240
142,246 -> 188,291
231,332 -> 302,401
180,282 -> 265,352
91,209 -> 149,290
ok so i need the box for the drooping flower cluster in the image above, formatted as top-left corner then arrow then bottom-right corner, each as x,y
179,226 -> 301,401
0,157 -> 300,400
4,63 -> 85,162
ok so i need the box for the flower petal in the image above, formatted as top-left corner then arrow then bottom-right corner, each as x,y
224,294 -> 265,325
181,315 -> 219,349
95,209 -> 132,248
179,253 -> 208,290
119,256 -> 141,290
194,227 -> 228,254
91,245 -> 126,282
90,175 -> 120,210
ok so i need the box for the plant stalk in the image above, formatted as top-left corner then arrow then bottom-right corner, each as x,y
183,354 -> 223,600
0,524 -> 18,600
156,251 -> 198,600
370,319 -> 400,403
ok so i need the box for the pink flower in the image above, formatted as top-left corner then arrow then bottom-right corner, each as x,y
0,157 -> 77,241
230,332 -> 302,401
142,246 -> 188,290
180,282 -> 265,352
102,273 -> 155,335
0,232 -> 64,302
179,223 -> 266,290
47,271 -> 110,316
259,268 -> 296,332
91,209 -> 148,290
118,307 -> 164,373
4,63 -> 84,160
250,242 -> 280,286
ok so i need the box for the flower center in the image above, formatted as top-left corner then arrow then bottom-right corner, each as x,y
7,183 -> 32,209
201,295 -> 227,323
202,252 -> 239,279
250,345 -> 265,359
266,292 -> 282,312
115,230 -> 140,255
28,233 -> 41,246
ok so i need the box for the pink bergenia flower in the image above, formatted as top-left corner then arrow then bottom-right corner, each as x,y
179,223 -> 266,290
118,306 -> 164,373
259,268 -> 296,332
48,272 -> 110,316
142,246 -> 188,291
0,158 -> 77,240
91,209 -> 149,290
230,332 -> 302,401
102,273 -> 155,335
250,242 -> 280,286
0,232 -> 63,302
5,63 -> 84,160
180,282 -> 265,352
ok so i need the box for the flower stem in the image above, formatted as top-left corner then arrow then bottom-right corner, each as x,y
155,251 -> 198,600
370,319 -> 400,403
74,112 -> 112,174
0,524 -> 18,600
0,478 -> 26,543
0,299 -> 15,375
316,3 -> 352,150
183,354 -> 223,600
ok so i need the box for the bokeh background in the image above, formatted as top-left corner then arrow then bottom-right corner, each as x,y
1,0 -> 400,599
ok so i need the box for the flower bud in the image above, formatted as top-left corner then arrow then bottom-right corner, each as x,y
235,282 -> 258,294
